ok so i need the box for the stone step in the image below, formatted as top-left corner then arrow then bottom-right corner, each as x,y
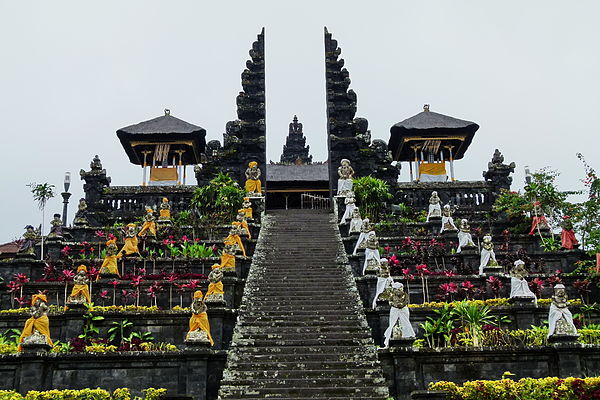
229,345 -> 376,355
220,376 -> 387,388
225,360 -> 381,371
235,326 -> 370,335
231,337 -> 372,347
237,320 -> 367,328
219,385 -> 389,398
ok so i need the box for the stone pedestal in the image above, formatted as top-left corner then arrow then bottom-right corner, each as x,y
483,265 -> 503,274
390,336 -> 416,348
185,330 -> 212,348
509,296 -> 537,305
411,391 -> 448,400
549,334 -> 580,344
20,343 -> 52,353
65,302 -> 87,311
441,230 -> 457,240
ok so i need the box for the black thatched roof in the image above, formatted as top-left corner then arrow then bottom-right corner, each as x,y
388,106 -> 479,161
267,164 -> 329,182
118,114 -> 205,135
116,111 -> 206,165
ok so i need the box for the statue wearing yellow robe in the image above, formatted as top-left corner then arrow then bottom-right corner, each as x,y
68,265 -> 91,303
244,161 -> 262,194
138,208 -> 157,237
220,244 -> 236,271
19,294 -> 53,351
186,291 -> 214,346
100,239 -> 121,278
120,224 -> 140,256
224,224 -> 246,257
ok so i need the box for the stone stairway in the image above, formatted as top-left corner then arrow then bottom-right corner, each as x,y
218,209 -> 390,400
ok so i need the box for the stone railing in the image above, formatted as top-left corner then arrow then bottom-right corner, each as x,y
394,181 -> 497,212
86,185 -> 197,225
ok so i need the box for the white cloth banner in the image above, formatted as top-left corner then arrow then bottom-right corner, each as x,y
479,248 -> 497,275
420,173 -> 447,183
548,303 -> 577,337
509,277 -> 537,305
373,276 -> 393,309
384,306 -> 416,347
363,248 -> 381,274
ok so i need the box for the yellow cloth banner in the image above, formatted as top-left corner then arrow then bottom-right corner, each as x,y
419,162 -> 447,176
150,167 -> 178,181
70,284 -> 91,303
187,312 -> 214,346
224,234 -> 246,257
19,315 -> 53,350
206,281 -> 224,297
220,253 -> 235,270
245,179 -> 262,194
120,237 -> 139,256
99,255 -> 120,277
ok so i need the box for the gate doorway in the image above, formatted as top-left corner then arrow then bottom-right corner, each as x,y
265,164 -> 329,210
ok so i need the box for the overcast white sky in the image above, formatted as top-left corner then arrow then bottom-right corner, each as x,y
0,1 -> 598,242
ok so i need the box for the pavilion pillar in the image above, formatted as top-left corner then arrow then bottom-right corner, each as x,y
141,151 -> 152,186
447,146 -> 455,182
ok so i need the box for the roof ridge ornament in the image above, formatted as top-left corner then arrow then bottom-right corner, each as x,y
423,104 -> 430,112
164,109 -> 170,116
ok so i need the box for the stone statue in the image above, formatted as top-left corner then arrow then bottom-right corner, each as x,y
440,204 -> 458,233
67,265 -> 91,305
138,208 -> 157,238
100,239 -> 121,277
47,214 -> 64,239
426,191 -> 442,222
158,198 -> 171,223
19,294 -> 53,351
236,209 -> 251,239
120,224 -> 140,256
456,219 -> 476,253
337,159 -> 355,197
339,191 -> 357,225
17,225 -> 38,256
483,149 -> 516,190
185,291 -> 214,346
382,282 -> 416,347
204,264 -> 225,304
220,243 -> 237,271
224,223 -> 246,257
73,198 -> 89,226
479,235 -> 499,274
353,218 -> 372,255
548,284 -> 578,338
372,258 -> 393,309
509,260 -> 537,303
241,197 -> 253,219
348,208 -> 362,234
245,161 -> 262,195
362,231 -> 381,275
529,201 -> 550,235
560,216 -> 579,249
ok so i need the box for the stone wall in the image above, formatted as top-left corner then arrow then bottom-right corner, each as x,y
0,351 -> 226,400
379,344 -> 600,400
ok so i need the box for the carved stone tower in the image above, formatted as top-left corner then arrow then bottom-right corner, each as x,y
280,115 -> 312,165
324,27 -> 398,193
196,28 -> 266,187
